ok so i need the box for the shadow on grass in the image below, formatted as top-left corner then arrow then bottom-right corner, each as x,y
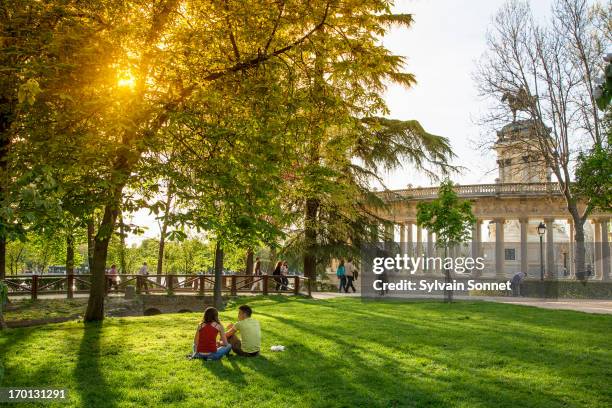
74,322 -> 119,407
198,354 -> 247,386
256,308 -> 604,407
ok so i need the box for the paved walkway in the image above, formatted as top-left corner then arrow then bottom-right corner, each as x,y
312,292 -> 612,315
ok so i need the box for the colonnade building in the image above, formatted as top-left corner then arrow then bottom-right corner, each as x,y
374,121 -> 611,280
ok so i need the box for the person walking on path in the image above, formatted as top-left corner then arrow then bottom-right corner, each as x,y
336,259 -> 346,293
107,264 -> 119,293
138,262 -> 150,294
280,261 -> 289,290
272,261 -> 283,292
250,257 -> 263,292
344,258 -> 357,293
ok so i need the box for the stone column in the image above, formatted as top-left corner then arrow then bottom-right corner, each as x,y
406,221 -> 414,257
545,217 -> 555,278
399,223 -> 407,256
601,218 -> 610,281
471,219 -> 482,276
567,219 -> 574,278
416,226 -> 423,273
494,218 -> 505,277
426,230 -> 434,273
416,226 -> 423,256
594,220 -> 602,279
519,218 -> 529,275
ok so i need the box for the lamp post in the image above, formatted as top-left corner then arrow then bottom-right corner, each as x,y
537,222 -> 546,281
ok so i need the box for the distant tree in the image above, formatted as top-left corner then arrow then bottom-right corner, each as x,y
417,180 -> 475,303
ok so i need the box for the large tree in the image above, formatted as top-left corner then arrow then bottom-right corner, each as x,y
474,0 -> 610,279
273,13 -> 454,284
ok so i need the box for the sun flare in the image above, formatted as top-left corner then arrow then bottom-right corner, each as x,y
117,73 -> 136,89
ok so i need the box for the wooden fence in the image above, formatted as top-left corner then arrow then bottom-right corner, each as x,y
1,274 -> 311,300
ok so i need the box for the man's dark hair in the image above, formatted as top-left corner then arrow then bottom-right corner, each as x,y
239,305 -> 252,317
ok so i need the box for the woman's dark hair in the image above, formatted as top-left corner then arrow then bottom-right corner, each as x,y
339,259 -> 345,266
202,307 -> 220,325
273,261 -> 282,275
239,305 -> 252,317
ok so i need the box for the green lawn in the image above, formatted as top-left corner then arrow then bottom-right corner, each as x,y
1,296 -> 610,407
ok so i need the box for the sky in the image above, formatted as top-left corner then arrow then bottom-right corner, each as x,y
127,0 -> 556,245
379,0 -> 554,190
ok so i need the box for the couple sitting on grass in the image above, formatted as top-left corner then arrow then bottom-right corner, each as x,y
189,304 -> 261,361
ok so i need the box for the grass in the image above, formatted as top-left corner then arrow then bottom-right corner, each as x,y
3,298 -> 134,322
3,298 -> 88,321
1,296 -> 611,407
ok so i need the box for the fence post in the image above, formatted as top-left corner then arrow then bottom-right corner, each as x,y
32,274 -> 38,300
307,277 -> 311,297
263,275 -> 268,295
67,274 -> 74,299
136,275 -> 142,294
198,276 -> 204,295
230,275 -> 237,296
294,276 -> 299,295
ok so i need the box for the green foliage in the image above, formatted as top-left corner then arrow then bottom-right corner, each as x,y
5,232 -> 68,274
416,179 -> 476,248
575,145 -> 612,213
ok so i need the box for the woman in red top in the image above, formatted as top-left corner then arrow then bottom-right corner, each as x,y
190,307 -> 232,360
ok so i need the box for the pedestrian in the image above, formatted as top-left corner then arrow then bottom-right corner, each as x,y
139,262 -> 149,294
344,258 -> 357,293
250,257 -> 263,292
336,259 -> 346,293
272,261 -> 283,292
510,271 -> 527,297
107,264 -> 119,293
280,261 -> 289,290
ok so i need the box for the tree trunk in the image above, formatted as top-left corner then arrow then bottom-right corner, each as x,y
118,211 -> 127,274
574,220 -> 587,280
84,196 -> 121,322
66,233 -> 75,275
245,248 -> 254,275
444,245 -> 453,303
303,197 -> 319,292
213,241 -> 224,310
568,205 -> 587,280
87,218 -> 95,272
245,247 -> 254,287
0,236 -> 5,279
156,181 -> 173,282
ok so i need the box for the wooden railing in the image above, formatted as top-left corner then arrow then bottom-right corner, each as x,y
379,182 -> 561,201
1,274 -> 311,300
